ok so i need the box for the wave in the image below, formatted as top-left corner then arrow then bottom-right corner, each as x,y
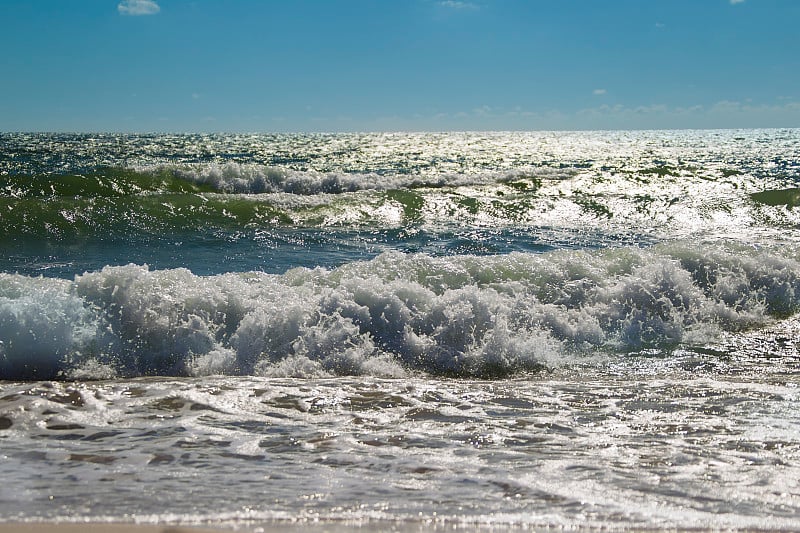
1,163 -> 573,198
0,164 -> 580,242
1,242 -> 798,381
4,163 -> 799,243
168,162 -> 583,195
0,193 -> 294,242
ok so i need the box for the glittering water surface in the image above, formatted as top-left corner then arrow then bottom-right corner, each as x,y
2,356 -> 799,530
1,130 -> 800,529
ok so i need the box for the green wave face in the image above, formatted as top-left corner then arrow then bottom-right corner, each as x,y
0,194 -> 294,242
0,167 -> 554,241
2,156 -> 800,244
0,182 -> 595,242
751,187 -> 800,208
0,167 -> 217,198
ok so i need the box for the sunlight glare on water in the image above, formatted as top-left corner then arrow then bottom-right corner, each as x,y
1,130 -> 799,530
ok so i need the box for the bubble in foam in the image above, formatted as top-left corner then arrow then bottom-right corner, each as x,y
0,274 -> 102,379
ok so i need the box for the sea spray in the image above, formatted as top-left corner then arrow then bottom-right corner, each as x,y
2,243 -> 798,380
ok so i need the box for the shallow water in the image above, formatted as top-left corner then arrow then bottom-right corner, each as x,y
1,130 -> 799,529
2,355 -> 799,529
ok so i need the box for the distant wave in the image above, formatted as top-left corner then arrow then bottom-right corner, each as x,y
2,242 -> 798,381
3,163 -> 799,243
167,162 -> 576,195
0,164 -> 575,198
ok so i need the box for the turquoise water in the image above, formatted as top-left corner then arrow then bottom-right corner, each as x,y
1,130 -> 799,529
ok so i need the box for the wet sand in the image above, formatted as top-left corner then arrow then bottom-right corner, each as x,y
0,526 -> 229,533
0,523 -> 429,533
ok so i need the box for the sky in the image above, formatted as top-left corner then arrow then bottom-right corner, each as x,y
1,0 -> 799,132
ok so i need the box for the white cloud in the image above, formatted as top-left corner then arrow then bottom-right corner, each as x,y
593,89 -> 607,96
438,1 -> 479,10
570,99 -> 800,129
118,0 -> 160,16
730,0 -> 745,4
267,97 -> 800,132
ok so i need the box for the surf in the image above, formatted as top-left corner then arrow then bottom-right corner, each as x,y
2,242 -> 798,381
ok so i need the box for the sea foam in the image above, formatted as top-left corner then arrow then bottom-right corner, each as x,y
1,242 -> 798,381
168,161 -> 573,195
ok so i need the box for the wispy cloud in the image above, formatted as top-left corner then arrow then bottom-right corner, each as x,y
593,89 -> 607,96
730,0 -> 745,4
294,97 -> 800,132
438,1 -> 479,10
118,0 -> 160,16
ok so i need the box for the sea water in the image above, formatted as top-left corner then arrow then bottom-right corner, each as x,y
0,130 -> 799,529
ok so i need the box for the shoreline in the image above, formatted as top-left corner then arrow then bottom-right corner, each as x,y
0,524 -> 437,533
0,526 -> 229,533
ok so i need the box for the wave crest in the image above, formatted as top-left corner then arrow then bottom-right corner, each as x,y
1,243 -> 798,381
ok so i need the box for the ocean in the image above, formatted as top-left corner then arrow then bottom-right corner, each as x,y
1,130 -> 799,530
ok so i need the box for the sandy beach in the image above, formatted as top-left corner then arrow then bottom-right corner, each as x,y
0,523 -> 444,533
0,525 -> 229,533
0,524 -> 445,533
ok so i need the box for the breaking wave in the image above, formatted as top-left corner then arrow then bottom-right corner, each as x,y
2,242 -> 798,381
3,161 -> 800,243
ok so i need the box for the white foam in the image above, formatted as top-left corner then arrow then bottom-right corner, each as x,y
1,242 -> 799,380
165,161 -> 572,195
0,274 -> 102,379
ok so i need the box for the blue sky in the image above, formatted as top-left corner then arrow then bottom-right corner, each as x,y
1,0 -> 798,132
